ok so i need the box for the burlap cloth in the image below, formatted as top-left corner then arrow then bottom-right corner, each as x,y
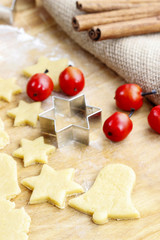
42,0 -> 160,105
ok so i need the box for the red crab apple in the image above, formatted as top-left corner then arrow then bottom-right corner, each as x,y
59,66 -> 85,96
103,110 -> 134,142
27,70 -> 54,101
115,84 -> 156,111
148,105 -> 160,134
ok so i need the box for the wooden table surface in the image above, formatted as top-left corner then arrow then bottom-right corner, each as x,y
1,1 -> 160,240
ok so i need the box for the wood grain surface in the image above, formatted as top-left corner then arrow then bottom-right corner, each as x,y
0,1 -> 160,240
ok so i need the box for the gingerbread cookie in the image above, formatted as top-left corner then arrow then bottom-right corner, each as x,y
22,164 -> 84,208
69,164 -> 140,224
0,153 -> 21,200
0,199 -> 31,240
0,118 -> 10,149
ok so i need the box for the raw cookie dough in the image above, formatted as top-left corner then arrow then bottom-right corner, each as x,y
0,77 -> 22,102
0,153 -> 21,199
13,136 -> 56,167
69,163 -> 140,224
22,164 -> 84,208
0,118 -> 10,149
7,100 -> 42,127
0,199 -> 31,240
22,56 -> 69,91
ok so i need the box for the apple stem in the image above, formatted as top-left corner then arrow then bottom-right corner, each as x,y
141,90 -> 157,96
44,69 -> 49,74
128,108 -> 135,118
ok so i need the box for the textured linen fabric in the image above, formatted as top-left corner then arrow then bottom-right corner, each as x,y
42,0 -> 160,105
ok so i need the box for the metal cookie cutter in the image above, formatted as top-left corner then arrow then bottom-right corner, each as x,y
0,0 -> 17,24
39,94 -> 102,147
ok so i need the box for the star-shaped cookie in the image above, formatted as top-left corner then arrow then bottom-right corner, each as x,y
21,164 -> 84,208
0,153 -> 21,200
0,118 -> 10,149
22,56 -> 69,91
0,78 -> 22,102
0,199 -> 31,240
7,100 -> 42,127
13,136 -> 56,167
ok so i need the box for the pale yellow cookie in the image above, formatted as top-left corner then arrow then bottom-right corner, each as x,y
0,199 -> 31,240
22,164 -> 84,208
0,153 -> 21,200
0,118 -> 10,149
7,100 -> 42,127
0,78 -> 22,102
23,56 -> 69,91
13,136 -> 56,167
69,164 -> 140,224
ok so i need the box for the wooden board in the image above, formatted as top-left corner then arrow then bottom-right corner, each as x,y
0,1 -> 160,240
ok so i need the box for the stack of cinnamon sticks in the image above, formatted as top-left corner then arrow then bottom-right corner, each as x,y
72,0 -> 160,41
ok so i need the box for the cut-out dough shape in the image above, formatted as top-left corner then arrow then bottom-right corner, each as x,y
69,164 -> 140,224
0,199 -> 31,240
22,164 -> 84,208
7,100 -> 42,127
13,136 -> 56,167
0,77 -> 22,102
0,118 -> 10,149
23,56 -> 69,91
0,153 -> 21,200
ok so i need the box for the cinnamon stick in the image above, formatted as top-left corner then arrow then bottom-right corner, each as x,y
77,0 -> 160,2
76,1 -> 160,13
88,16 -> 160,40
77,0 -> 160,8
73,5 -> 160,31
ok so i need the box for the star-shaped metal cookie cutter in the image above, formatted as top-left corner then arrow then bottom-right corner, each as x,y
39,94 -> 102,147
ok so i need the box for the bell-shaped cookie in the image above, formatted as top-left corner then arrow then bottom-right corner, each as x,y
69,163 -> 140,224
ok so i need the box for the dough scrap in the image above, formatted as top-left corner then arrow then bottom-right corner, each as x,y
13,136 -> 56,167
22,164 -> 84,208
69,163 -> 140,224
7,100 -> 42,127
0,199 -> 31,240
0,153 -> 21,200
0,78 -> 22,102
22,56 -> 69,91
0,118 -> 10,149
